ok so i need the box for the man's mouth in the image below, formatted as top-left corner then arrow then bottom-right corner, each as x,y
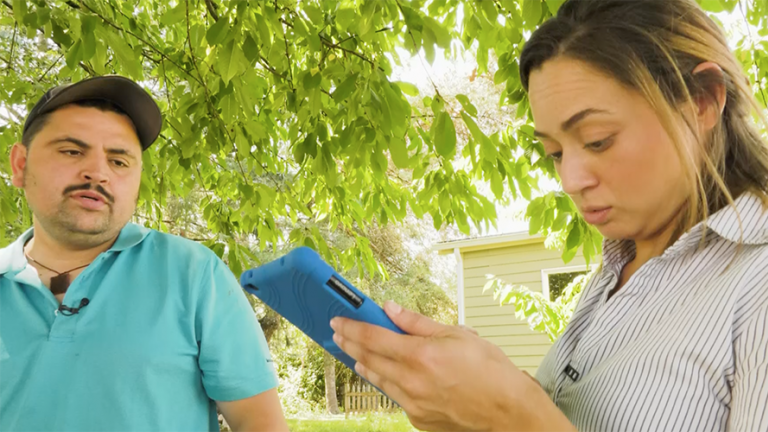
70,191 -> 108,210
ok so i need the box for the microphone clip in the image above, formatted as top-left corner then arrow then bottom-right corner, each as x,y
58,298 -> 90,316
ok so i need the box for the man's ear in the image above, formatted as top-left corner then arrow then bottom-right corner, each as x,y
10,143 -> 28,188
691,62 -> 727,134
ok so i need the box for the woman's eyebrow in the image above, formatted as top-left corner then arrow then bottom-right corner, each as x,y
534,108 -> 611,138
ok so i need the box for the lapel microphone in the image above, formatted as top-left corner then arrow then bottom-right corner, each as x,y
58,298 -> 90,316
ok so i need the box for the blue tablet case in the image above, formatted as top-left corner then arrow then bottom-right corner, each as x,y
240,246 -> 405,374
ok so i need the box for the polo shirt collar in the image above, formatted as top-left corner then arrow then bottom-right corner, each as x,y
0,223 -> 151,276
0,228 -> 34,275
110,222 -> 152,252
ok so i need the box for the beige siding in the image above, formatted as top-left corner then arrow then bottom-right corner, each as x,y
463,241 -> 588,374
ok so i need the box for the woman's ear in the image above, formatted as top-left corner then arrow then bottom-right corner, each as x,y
691,62 -> 727,134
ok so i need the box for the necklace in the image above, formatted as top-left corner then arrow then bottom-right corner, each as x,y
24,254 -> 91,295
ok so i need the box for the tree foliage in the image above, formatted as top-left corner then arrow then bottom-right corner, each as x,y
1,0 -> 767,273
484,267 -> 596,342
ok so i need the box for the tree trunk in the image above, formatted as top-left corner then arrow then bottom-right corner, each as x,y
323,351 -> 340,414
258,309 -> 281,344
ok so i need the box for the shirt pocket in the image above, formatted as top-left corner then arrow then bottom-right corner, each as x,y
0,336 -> 10,361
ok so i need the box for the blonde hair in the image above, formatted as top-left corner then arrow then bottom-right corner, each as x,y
520,0 -> 768,243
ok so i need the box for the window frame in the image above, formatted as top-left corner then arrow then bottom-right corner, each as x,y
541,264 -> 599,301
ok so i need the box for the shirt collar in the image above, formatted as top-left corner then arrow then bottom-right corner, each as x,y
601,191 -> 768,267
0,228 -> 34,275
0,222 -> 151,276
704,192 -> 768,245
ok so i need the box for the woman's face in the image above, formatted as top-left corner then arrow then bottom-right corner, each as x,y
528,56 -> 690,242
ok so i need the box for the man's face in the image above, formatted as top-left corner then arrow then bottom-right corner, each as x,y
10,105 -> 143,249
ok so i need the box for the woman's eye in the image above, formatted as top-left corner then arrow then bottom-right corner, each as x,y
585,136 -> 615,152
547,151 -> 563,162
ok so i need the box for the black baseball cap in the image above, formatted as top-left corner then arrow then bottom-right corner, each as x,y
22,75 -> 163,150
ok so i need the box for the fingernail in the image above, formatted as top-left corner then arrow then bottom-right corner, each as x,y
385,301 -> 402,315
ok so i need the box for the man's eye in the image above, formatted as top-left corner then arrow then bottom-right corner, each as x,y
111,159 -> 128,167
61,150 -> 82,156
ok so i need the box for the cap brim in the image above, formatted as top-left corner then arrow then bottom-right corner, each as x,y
37,76 -> 162,150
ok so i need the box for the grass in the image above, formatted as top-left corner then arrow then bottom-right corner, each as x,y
287,413 -> 418,432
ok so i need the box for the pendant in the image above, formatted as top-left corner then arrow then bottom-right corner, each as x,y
50,273 -> 70,295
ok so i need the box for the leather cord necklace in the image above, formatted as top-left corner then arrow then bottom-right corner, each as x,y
25,254 -> 90,295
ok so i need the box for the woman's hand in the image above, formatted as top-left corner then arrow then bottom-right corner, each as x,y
330,301 -> 575,432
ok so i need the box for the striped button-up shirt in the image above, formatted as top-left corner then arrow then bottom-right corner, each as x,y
537,192 -> 768,432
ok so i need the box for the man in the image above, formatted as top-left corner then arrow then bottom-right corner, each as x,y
0,76 -> 288,431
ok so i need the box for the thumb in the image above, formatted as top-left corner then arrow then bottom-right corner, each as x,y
384,301 -> 444,336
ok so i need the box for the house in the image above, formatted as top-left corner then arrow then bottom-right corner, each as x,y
433,231 -> 594,374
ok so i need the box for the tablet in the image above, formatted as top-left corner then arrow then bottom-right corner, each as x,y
240,247 -> 405,375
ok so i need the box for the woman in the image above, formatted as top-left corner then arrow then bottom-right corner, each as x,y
330,0 -> 768,430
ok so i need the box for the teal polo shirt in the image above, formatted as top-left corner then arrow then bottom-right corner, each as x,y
0,223 -> 278,431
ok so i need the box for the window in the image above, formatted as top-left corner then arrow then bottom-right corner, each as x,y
541,265 -> 597,301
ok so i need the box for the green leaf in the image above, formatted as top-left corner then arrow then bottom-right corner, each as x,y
65,39 -> 83,69
455,94 -> 478,117
566,221 -> 582,251
545,0 -> 567,15
431,96 -> 445,114
293,17 -> 310,38
699,0 -> 725,12
80,16 -> 98,61
11,0 -> 26,24
206,18 -> 230,46
219,40 -> 246,85
490,170 -> 504,200
389,136 -> 409,168
228,242 -> 243,277
552,212 -> 568,232
332,73 -> 358,103
160,3 -> 186,26
109,33 -> 142,79
480,0 -> 499,21
432,111 -> 456,158
303,69 -> 322,90
242,34 -> 260,64
522,0 -> 543,27
423,16 -> 451,49
51,21 -> 72,47
304,5 -> 324,26
335,8 -> 356,31
395,81 -> 419,96
562,246 -> 578,264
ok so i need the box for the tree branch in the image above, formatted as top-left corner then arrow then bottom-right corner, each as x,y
185,0 -> 251,187
78,1 -> 202,86
7,22 -> 16,72
740,0 -> 767,106
37,53 -> 65,82
280,16 -> 295,87
204,0 -> 219,21
259,56 -> 288,80
319,35 -> 382,71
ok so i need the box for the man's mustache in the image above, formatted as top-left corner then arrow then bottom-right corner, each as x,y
62,183 -> 115,204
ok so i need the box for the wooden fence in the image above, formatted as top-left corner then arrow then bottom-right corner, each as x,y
344,382 -> 400,416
